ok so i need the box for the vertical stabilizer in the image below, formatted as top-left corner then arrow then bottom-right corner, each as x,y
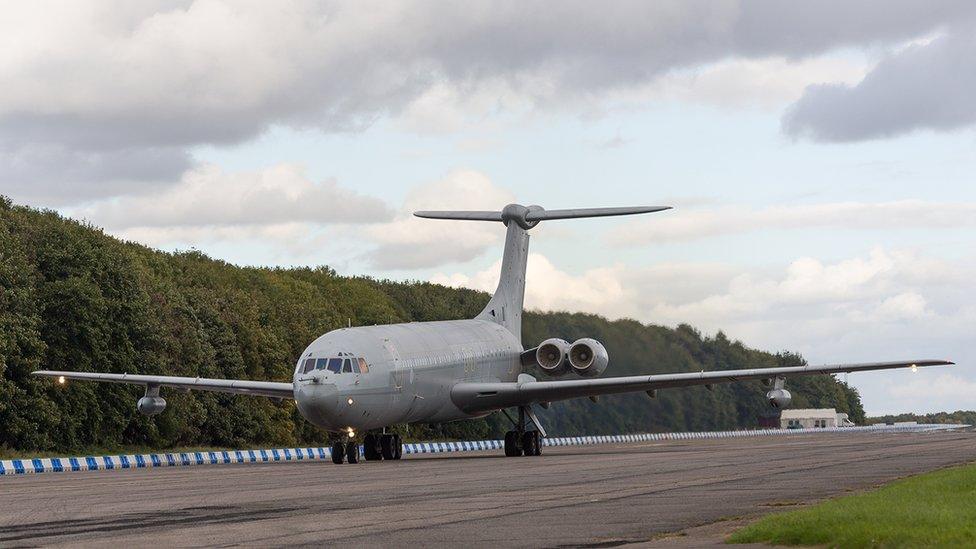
414,203 -> 672,346
476,220 -> 529,342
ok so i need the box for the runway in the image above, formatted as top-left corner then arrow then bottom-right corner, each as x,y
1,431 -> 972,547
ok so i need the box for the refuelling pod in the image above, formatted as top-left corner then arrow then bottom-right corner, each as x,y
137,384 -> 166,416
137,396 -> 167,416
535,338 -> 570,376
568,338 -> 609,377
766,388 -> 792,408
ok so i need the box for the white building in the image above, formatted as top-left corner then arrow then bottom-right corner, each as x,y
780,408 -> 855,429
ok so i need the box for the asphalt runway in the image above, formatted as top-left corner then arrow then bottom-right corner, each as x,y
1,431 -> 973,547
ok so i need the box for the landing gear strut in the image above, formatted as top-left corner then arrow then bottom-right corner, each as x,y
503,406 -> 544,457
331,439 -> 346,464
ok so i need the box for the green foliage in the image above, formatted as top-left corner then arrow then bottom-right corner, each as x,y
728,463 -> 976,547
0,197 -> 865,452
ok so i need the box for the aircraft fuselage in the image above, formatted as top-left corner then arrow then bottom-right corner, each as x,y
293,319 -> 523,432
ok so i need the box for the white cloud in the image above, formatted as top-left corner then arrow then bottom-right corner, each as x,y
608,200 -> 976,246
606,55 -> 868,112
431,247 -> 974,413
359,169 -> 516,269
72,163 -> 393,229
887,373 -> 976,400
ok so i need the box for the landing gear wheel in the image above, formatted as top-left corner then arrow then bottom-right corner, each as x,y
393,434 -> 403,460
522,431 -> 542,456
504,430 -> 523,457
345,441 -> 360,464
331,440 -> 345,464
363,434 -> 381,461
380,434 -> 395,460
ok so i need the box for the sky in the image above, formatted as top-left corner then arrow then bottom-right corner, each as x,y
2,1 -> 974,415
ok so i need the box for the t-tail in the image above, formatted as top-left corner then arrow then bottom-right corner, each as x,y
414,204 -> 672,343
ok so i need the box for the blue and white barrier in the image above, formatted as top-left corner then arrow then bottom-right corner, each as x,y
1,423 -> 965,476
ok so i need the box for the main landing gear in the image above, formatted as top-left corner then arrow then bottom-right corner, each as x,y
503,406 -> 544,457
332,432 -> 402,464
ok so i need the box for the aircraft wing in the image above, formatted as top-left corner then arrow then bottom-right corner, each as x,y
31,370 -> 294,399
451,359 -> 952,413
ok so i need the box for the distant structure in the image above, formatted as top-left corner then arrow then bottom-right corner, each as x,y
780,408 -> 855,429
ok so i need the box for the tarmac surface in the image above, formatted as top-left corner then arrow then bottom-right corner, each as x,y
0,430 -> 973,547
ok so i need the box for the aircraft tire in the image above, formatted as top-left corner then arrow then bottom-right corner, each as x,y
392,434 -> 403,460
331,440 -> 345,464
521,431 -> 540,456
345,441 -> 360,464
504,430 -> 522,457
380,434 -> 395,460
363,434 -> 380,460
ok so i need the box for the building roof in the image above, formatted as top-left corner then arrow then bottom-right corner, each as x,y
780,408 -> 839,419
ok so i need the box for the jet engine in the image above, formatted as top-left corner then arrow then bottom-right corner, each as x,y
766,388 -> 792,409
535,338 -> 570,376
137,396 -> 167,416
568,338 -> 609,377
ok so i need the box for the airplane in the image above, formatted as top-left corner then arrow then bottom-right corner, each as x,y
33,203 -> 953,464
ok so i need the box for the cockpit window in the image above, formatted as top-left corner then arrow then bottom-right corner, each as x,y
327,358 -> 342,373
342,359 -> 353,373
302,358 -> 316,374
358,358 -> 369,373
314,358 -> 329,371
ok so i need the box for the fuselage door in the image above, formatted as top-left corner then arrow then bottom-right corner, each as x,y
383,339 -> 404,390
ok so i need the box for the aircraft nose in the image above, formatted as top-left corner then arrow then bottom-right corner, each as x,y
295,379 -> 352,429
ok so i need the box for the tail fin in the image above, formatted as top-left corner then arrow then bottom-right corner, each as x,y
415,203 -> 671,344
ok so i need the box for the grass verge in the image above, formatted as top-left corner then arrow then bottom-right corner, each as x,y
728,462 -> 976,547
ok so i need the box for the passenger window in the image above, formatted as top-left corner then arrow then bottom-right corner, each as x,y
302,358 -> 316,374
342,359 -> 353,373
327,358 -> 342,373
358,358 -> 369,373
315,358 -> 329,370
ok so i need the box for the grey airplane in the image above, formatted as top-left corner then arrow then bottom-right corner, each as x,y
34,204 -> 953,464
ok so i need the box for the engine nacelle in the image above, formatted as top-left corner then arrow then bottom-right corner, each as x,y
137,396 -> 167,416
535,338 -> 570,376
766,388 -> 792,409
568,338 -> 609,377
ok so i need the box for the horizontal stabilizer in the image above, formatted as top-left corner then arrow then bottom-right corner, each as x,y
414,203 -> 671,229
413,210 -> 504,222
525,206 -> 671,221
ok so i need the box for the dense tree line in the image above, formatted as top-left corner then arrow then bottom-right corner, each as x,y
867,411 -> 976,426
0,197 -> 864,454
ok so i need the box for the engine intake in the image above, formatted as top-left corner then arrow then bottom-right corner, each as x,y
568,338 -> 609,377
535,338 -> 570,376
137,396 -> 167,416
766,388 -> 792,409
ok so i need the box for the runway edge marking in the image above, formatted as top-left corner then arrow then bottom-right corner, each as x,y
1,424 -> 966,476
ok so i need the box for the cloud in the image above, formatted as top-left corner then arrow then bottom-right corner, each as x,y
72,163 -> 393,229
607,55 -> 868,112
433,248 -> 969,332
784,30 -> 976,142
608,200 -> 976,246
432,247 -> 974,413
0,144 -> 192,206
5,1 -> 975,199
360,170 -> 516,270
